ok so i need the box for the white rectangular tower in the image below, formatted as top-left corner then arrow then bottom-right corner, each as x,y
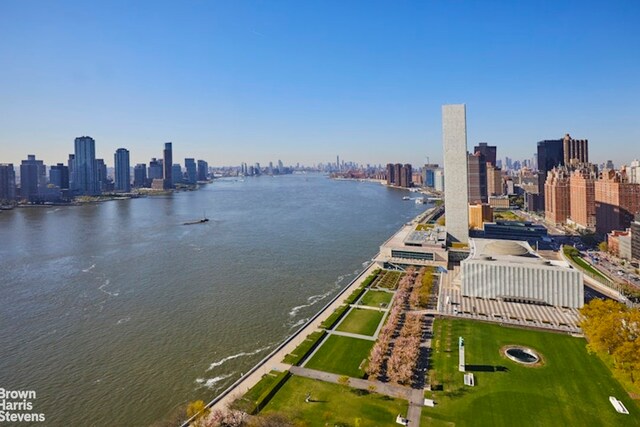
442,104 -> 469,243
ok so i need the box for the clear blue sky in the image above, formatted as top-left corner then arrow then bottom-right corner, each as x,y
1,0 -> 639,167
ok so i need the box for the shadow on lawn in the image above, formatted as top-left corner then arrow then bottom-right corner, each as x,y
465,365 -> 509,372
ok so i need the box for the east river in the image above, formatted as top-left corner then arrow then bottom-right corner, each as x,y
0,174 -> 429,426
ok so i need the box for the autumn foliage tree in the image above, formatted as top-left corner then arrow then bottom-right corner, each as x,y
579,299 -> 640,384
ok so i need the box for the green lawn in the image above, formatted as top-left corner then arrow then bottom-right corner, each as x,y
359,290 -> 393,308
231,370 -> 290,414
305,335 -> 373,378
283,330 -> 327,365
423,319 -> 640,427
335,308 -> 384,336
261,375 -> 408,427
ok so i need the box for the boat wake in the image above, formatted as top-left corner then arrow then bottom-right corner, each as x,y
116,316 -> 131,325
207,345 -> 272,371
195,372 -> 235,390
82,264 -> 96,273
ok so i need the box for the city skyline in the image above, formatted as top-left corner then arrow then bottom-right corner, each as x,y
1,1 -> 639,166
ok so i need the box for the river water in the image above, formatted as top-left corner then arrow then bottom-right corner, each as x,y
0,174 -> 429,426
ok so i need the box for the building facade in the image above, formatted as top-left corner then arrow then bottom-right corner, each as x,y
487,164 -> 503,197
442,104 -> 469,243
595,169 -> 640,234
197,160 -> 208,181
468,152 -> 487,204
568,168 -> 596,230
20,155 -> 45,202
163,142 -> 173,189
536,139 -> 564,211
0,163 -> 16,202
72,136 -> 99,196
473,142 -> 497,167
49,163 -> 69,189
461,239 -> 583,308
562,133 -> 588,166
469,203 -> 493,230
544,167 -> 571,225
185,158 -> 197,184
133,164 -> 147,188
114,148 -> 131,192
631,216 -> 640,261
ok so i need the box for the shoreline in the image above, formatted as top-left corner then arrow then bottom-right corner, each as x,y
182,260 -> 381,425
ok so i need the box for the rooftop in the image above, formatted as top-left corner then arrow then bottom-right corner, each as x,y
468,238 -> 571,268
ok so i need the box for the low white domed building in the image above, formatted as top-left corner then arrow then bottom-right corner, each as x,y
461,239 -> 584,308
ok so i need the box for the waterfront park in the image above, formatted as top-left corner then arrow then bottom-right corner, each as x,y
192,268 -> 639,427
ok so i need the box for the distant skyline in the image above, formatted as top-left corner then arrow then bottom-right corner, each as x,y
1,1 -> 639,167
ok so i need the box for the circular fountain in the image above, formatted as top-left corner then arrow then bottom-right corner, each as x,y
504,347 -> 540,365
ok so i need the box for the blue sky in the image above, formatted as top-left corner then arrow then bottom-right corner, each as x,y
1,1 -> 639,167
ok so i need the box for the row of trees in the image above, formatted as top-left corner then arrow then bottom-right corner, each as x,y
186,401 -> 297,427
580,299 -> 640,384
366,268 -> 425,385
409,267 -> 435,309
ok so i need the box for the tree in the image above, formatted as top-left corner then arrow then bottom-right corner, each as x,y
186,400 -> 208,420
598,241 -> 608,252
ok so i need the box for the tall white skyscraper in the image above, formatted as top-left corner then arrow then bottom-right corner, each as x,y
442,104 -> 469,243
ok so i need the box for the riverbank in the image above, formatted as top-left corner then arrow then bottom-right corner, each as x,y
186,260 -> 381,424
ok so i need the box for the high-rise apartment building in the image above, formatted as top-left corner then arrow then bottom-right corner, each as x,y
133,164 -> 147,188
185,158 -> 197,184
114,148 -> 131,192
468,152 -> 487,204
197,160 -> 208,181
536,139 -> 564,211
148,158 -> 163,180
20,155 -> 45,202
399,164 -> 412,188
434,169 -> 445,192
569,168 -> 596,230
172,164 -> 183,185
628,160 -> 640,184
442,104 -> 469,243
163,142 -> 173,189
544,167 -> 571,225
386,163 -> 395,186
72,136 -> 99,196
0,164 -> 16,202
562,133 -> 588,166
49,163 -> 69,189
96,159 -> 108,192
486,164 -> 503,197
595,169 -> 640,234
423,164 -> 439,188
473,142 -> 497,167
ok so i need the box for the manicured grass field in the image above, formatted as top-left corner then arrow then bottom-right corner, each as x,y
261,375 -> 408,427
305,335 -> 373,378
359,290 -> 393,308
282,330 -> 327,365
423,319 -> 640,427
335,308 -> 384,336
